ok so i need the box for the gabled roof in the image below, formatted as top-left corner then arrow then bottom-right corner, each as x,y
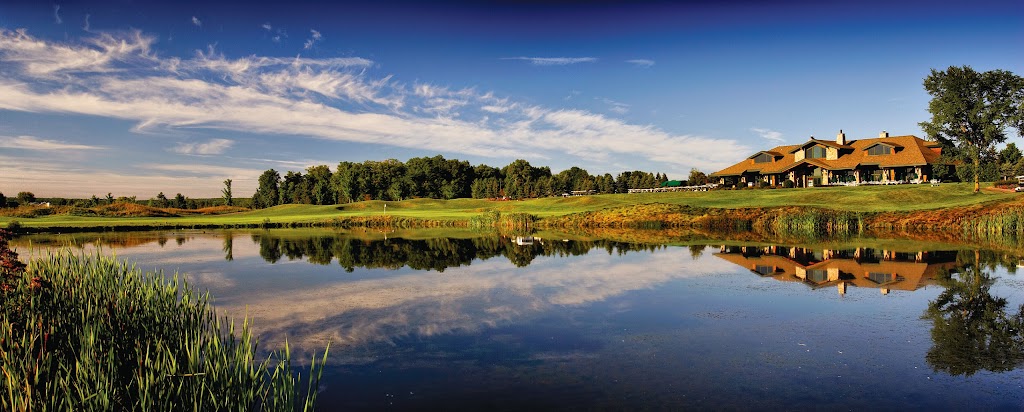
747,150 -> 784,159
710,134 -> 943,177
864,142 -> 904,150
787,138 -> 854,153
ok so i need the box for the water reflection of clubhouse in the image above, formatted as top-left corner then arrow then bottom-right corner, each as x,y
714,245 -> 960,295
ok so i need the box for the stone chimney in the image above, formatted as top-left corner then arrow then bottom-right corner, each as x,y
836,129 -> 846,145
879,130 -> 889,138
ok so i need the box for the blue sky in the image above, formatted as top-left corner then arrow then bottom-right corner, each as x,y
0,0 -> 1021,197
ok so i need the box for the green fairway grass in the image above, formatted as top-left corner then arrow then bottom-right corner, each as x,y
1,183 -> 1017,231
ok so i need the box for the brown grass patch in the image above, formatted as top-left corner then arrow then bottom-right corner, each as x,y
867,196 -> 1024,229
93,202 -> 177,217
190,206 -> 249,215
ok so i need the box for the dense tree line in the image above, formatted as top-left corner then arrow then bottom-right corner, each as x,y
2,159 -> 673,210
250,155 -> 672,208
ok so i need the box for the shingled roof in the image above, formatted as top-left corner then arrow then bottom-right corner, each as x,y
711,135 -> 942,177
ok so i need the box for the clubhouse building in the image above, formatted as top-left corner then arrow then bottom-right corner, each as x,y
710,131 -> 944,187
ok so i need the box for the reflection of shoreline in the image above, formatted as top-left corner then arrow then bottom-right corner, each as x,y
715,245 -> 960,295
12,231 -> 198,250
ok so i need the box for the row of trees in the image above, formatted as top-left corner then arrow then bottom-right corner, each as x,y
250,155 -> 680,208
0,192 -> 35,208
945,142 -> 1024,183
0,190 -> 237,210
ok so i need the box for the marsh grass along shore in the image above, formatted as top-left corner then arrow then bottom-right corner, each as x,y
0,229 -> 329,411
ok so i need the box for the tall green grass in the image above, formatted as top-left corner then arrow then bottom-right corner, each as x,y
961,208 -> 1024,245
1,251 -> 328,411
754,209 -> 865,238
468,210 -> 536,231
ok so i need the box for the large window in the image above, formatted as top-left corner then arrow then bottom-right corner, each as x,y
755,265 -> 775,276
805,146 -> 827,159
868,145 -> 892,156
867,272 -> 893,284
753,153 -> 773,163
806,269 -> 828,282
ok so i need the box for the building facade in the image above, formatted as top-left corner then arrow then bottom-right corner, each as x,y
710,131 -> 944,187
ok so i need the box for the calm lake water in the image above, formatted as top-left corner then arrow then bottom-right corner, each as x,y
12,229 -> 1024,410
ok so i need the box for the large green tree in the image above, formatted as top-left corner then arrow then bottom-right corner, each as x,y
252,169 -> 281,209
16,192 -> 35,205
173,193 -> 186,209
503,159 -> 551,200
688,168 -> 708,185
306,165 -> 336,205
919,66 -> 1024,192
154,192 -> 169,208
998,143 -> 1022,179
278,171 -> 305,204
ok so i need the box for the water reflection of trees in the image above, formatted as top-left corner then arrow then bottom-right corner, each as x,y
247,234 -> 667,272
924,254 -> 1024,376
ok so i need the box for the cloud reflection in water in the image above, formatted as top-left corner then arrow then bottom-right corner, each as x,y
216,247 -> 733,360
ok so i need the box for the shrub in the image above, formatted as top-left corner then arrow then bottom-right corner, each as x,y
783,180 -> 795,188
994,179 -> 1017,189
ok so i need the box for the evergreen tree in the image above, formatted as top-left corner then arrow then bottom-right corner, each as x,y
222,179 -> 233,206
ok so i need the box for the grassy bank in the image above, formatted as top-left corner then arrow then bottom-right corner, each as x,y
0,234 -> 328,411
1,183 -> 1021,236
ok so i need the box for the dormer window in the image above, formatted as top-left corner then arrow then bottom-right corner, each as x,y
753,153 -> 773,163
867,145 -> 893,156
805,146 -> 827,159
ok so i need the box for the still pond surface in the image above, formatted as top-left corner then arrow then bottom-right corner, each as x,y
13,229 -> 1024,410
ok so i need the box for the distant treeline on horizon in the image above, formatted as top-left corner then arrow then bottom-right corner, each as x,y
2,156 -> 703,210
249,155 -> 694,209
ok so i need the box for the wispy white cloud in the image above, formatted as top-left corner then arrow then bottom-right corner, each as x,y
502,56 -> 597,66
271,28 -> 287,43
303,29 -> 321,50
751,127 -> 785,143
83,14 -> 91,32
0,135 -> 101,151
0,28 -> 156,77
626,59 -> 655,67
261,23 -> 272,31
171,138 -> 234,155
0,29 -> 750,189
191,16 -> 202,27
481,105 -> 510,114
53,5 -> 63,24
598,97 -> 630,115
